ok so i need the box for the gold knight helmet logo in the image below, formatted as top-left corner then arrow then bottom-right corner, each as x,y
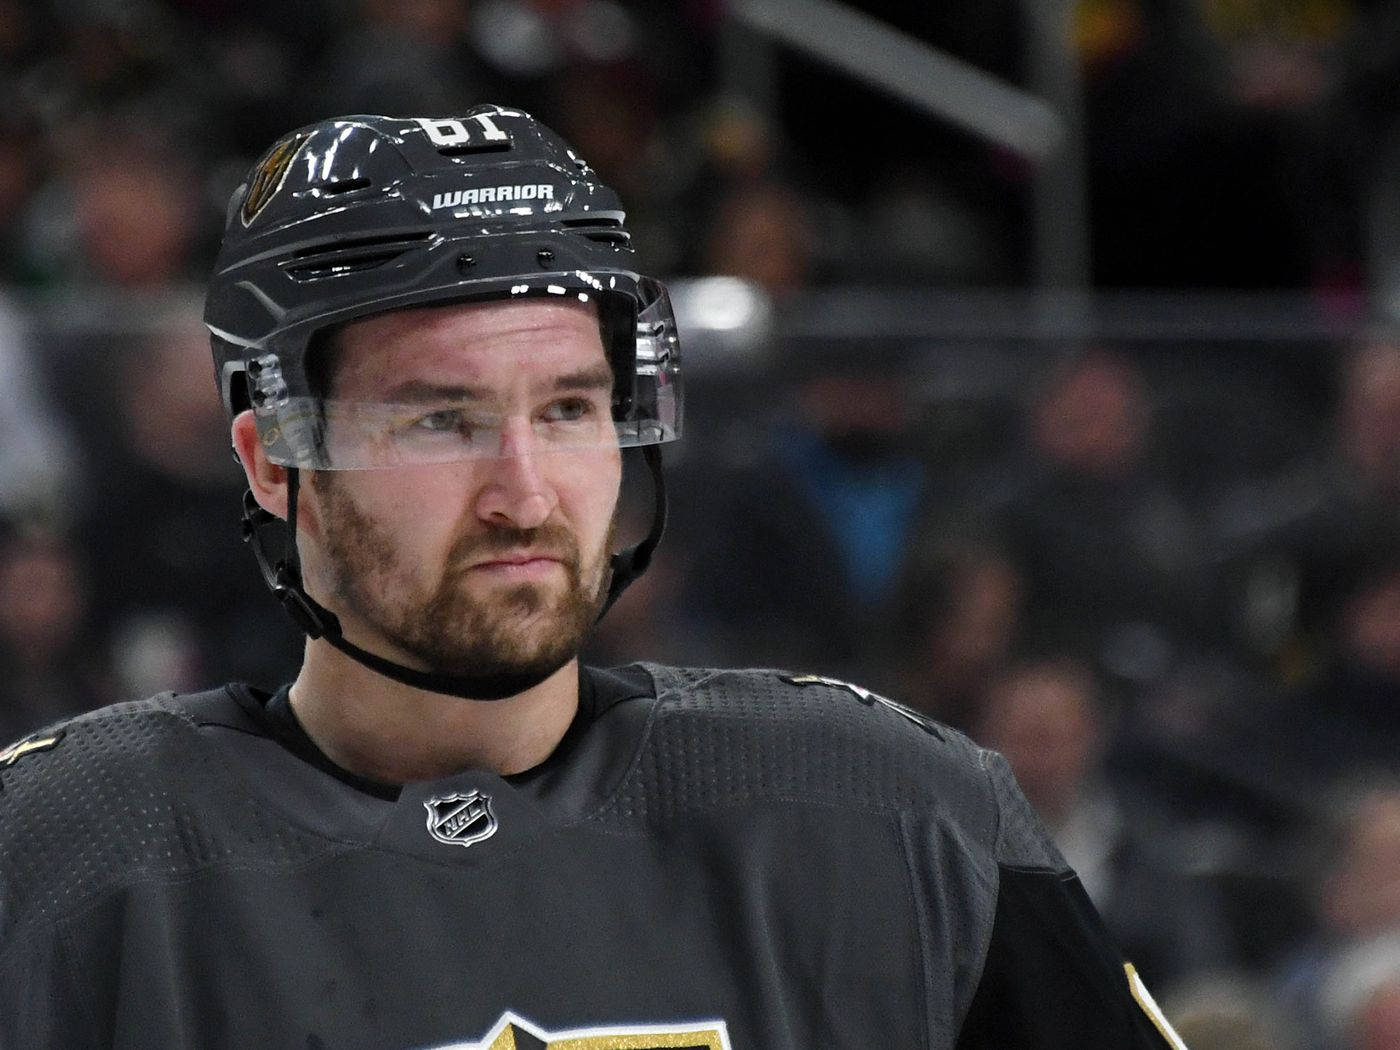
241,132 -> 309,226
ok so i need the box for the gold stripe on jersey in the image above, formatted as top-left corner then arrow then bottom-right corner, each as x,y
0,732 -> 63,768
1125,963 -> 1189,1050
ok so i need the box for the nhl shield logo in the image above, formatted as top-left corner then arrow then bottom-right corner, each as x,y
424,791 -> 498,849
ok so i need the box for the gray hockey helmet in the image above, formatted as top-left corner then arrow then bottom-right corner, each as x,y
204,106 -> 680,469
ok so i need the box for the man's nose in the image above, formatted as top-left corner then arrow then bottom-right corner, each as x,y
473,419 -> 555,529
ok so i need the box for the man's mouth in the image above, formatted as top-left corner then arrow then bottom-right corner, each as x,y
467,551 -> 568,577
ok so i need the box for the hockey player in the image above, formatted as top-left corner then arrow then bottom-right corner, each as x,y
0,108 -> 1188,1048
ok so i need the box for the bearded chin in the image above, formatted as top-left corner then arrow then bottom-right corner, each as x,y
399,562 -> 609,679
313,474 -> 615,685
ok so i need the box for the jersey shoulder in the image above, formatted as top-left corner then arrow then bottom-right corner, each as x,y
0,693 -> 185,806
621,665 -> 1023,839
0,689 -> 328,946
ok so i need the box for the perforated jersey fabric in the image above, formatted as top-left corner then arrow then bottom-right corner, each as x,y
601,666 -> 999,823
0,699 -> 342,946
0,665 -> 1178,1049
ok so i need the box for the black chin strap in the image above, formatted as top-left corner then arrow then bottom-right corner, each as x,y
240,444 -> 667,701
600,443 -> 667,616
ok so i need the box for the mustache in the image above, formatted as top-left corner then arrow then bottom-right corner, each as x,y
448,521 -> 580,568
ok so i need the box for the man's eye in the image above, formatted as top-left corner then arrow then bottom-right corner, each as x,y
542,397 -> 596,423
413,409 -> 470,433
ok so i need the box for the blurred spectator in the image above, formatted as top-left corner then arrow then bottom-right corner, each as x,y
1194,335 -> 1400,688
1318,939 -> 1400,1049
0,0 -> 45,67
695,96 -> 781,187
679,95 -> 809,245
316,0 -> 487,117
996,347 -> 1207,674
1220,351 -> 1400,789
681,353 -> 937,686
702,180 -> 816,302
976,657 -> 1105,848
63,302 -> 300,697
0,525 -> 109,743
1079,0 -> 1364,289
1200,0 -> 1366,290
1329,0 -> 1400,310
893,534 -> 1024,731
1336,336 -> 1400,508
1322,790 -> 1400,944
25,127 -> 210,290
974,654 -> 1230,985
1343,966 -> 1400,1050
1163,971 -> 1300,1050
0,296 -> 78,523
582,471 -> 721,669
549,57 -> 715,277
73,148 -> 202,288
1277,784 -> 1400,1049
0,114 -> 50,287
42,4 -> 208,122
1280,552 -> 1400,786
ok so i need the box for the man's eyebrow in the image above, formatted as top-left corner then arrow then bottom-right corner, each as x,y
378,379 -> 487,403
553,364 -> 615,392
374,365 -> 612,403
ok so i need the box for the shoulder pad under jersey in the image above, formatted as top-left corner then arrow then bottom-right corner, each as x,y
612,665 -> 1000,829
0,691 -> 334,945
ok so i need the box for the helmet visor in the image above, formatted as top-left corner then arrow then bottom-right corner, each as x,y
252,281 -> 681,469
254,397 -> 676,469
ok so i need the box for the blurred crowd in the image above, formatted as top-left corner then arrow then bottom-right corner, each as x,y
8,0 -> 1400,1046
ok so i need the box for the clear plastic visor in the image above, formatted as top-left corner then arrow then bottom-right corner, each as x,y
254,394 -> 677,469
252,284 -> 681,470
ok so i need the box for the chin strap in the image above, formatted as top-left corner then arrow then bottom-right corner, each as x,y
599,443 -> 667,618
241,446 -> 667,700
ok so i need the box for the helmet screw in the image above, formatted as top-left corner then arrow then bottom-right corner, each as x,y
456,254 -> 475,273
536,249 -> 554,266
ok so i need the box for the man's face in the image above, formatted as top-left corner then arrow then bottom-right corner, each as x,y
302,297 -> 621,682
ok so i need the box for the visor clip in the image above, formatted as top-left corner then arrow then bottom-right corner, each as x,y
239,485 -> 341,642
270,564 -> 338,640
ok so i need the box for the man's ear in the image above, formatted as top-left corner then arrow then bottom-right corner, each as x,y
231,410 -> 288,520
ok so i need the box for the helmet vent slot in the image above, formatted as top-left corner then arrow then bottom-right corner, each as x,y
561,217 -> 623,228
438,141 -> 512,158
280,232 -> 434,281
581,230 -> 630,245
560,217 -> 629,246
316,178 -> 371,196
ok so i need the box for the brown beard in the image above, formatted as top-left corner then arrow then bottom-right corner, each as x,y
310,472 -> 612,681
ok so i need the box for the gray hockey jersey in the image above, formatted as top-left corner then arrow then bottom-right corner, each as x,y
0,665 -> 1183,1048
